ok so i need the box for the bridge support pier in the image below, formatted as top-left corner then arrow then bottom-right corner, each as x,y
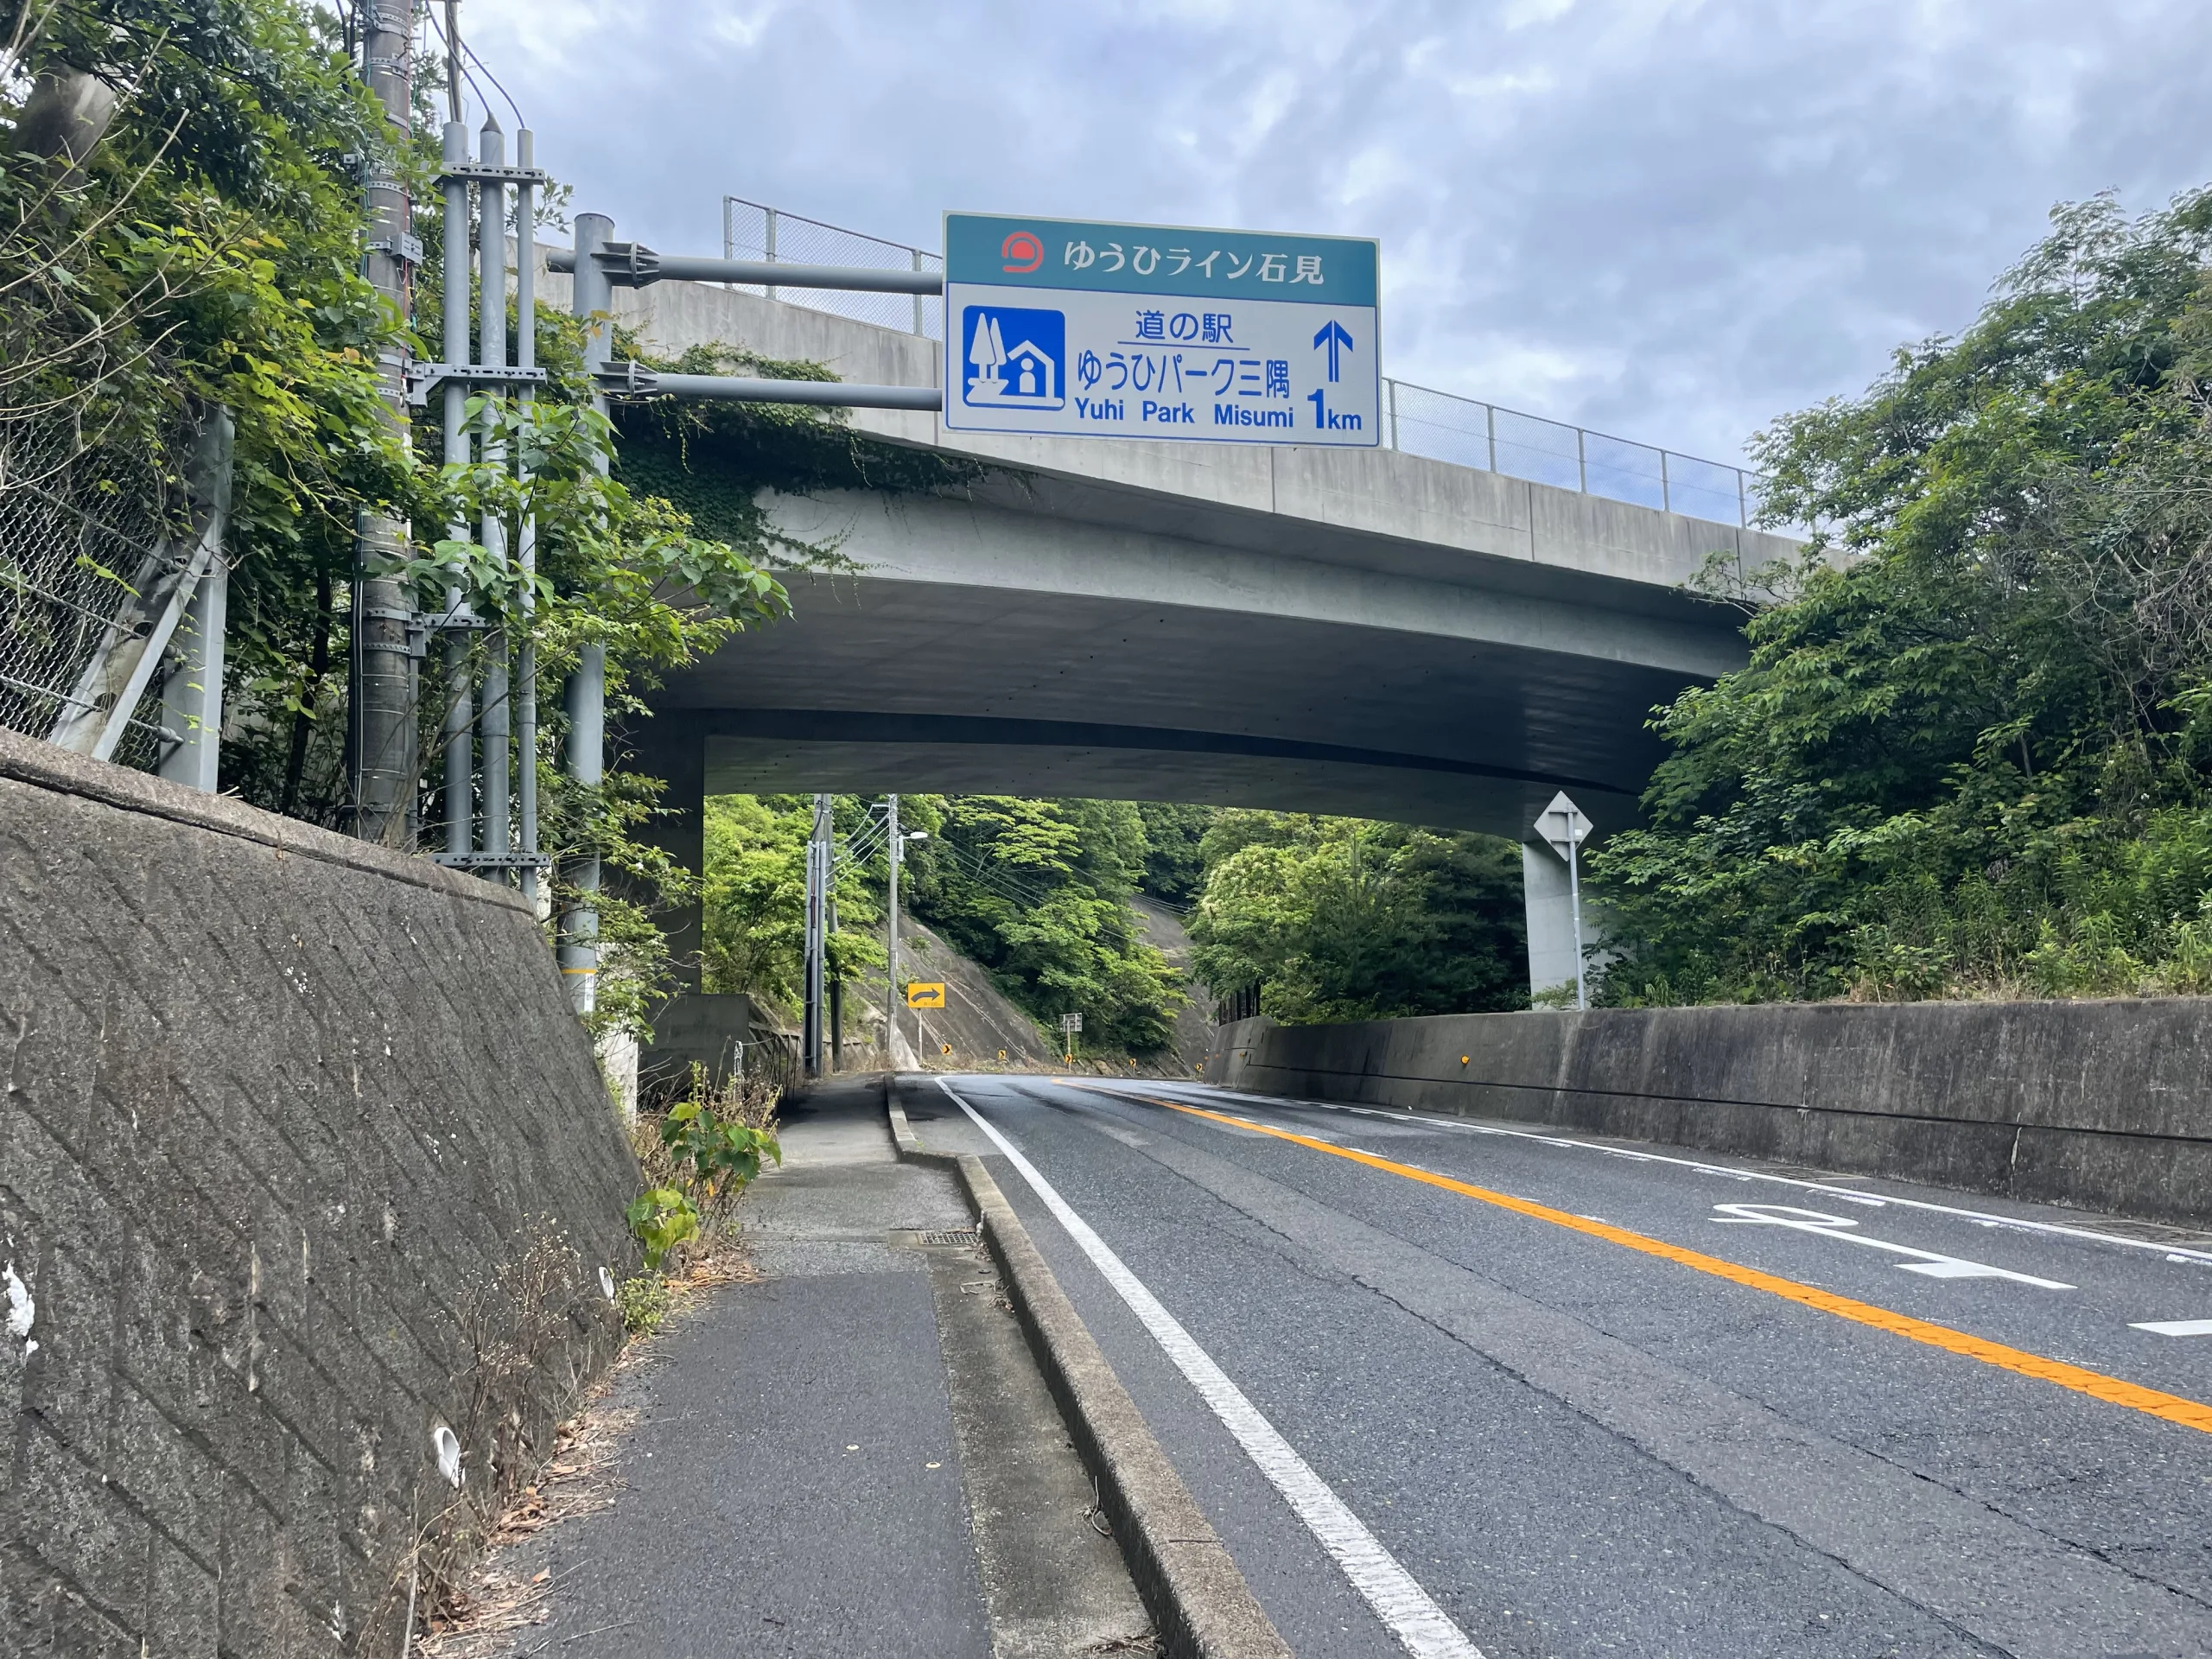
1522,842 -> 1603,1007
626,715 -> 732,1103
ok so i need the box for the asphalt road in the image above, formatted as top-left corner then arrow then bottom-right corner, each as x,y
899,1072 -> 2212,1659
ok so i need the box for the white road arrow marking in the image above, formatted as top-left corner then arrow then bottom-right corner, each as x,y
1712,1204 -> 2075,1289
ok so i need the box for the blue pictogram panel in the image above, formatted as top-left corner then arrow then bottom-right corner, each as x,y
961,305 -> 1065,410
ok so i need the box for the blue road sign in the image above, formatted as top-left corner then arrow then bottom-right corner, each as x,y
943,213 -> 1380,448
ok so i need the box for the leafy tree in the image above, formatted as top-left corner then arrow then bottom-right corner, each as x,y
700,793 -> 882,1019
1134,800 -> 1215,904
1188,810 -> 1526,1021
1592,189 -> 2212,1004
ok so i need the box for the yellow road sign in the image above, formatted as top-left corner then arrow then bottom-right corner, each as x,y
906,982 -> 947,1008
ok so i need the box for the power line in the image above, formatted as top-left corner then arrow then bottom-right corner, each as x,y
423,6 -> 512,130
462,35 -> 526,131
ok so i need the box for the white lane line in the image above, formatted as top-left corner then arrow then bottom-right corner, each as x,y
938,1077 -> 1484,1659
1109,1082 -> 2212,1268
1712,1204 -> 2075,1289
2131,1319 -> 2212,1337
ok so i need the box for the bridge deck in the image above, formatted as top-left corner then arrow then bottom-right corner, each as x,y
540,256 -> 1781,842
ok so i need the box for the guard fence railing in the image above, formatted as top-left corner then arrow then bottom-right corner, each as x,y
0,416 -> 193,770
721,195 -> 1773,529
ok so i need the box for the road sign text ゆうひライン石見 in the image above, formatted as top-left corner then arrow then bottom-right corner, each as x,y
942,213 -> 1379,448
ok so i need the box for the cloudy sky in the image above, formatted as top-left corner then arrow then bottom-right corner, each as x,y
463,0 -> 2212,468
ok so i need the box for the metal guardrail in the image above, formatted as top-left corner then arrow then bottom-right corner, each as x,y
719,196 -> 1770,528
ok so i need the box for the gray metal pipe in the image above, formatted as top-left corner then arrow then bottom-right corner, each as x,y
441,118 -> 474,860
516,128 -> 539,910
477,117 -> 511,871
560,211 -> 614,1016
547,246 -> 943,296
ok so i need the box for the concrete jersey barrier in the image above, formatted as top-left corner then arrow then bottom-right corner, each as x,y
1203,1001 -> 2212,1228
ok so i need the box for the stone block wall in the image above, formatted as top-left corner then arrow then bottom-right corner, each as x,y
1205,998 -> 2212,1226
0,729 -> 640,1655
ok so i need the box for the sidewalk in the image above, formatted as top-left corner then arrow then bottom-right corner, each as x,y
435,1075 -> 1151,1657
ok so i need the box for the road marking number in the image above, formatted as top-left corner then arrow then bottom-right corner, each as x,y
1712,1204 -> 2075,1289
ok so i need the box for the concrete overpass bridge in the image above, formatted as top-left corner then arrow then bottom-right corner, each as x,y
545,256 -> 1795,995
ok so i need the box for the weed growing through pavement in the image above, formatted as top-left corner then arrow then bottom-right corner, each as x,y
625,1063 -> 782,1275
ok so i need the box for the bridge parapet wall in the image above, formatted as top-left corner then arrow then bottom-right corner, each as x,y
537,251 -> 1800,601
0,728 -> 638,1655
1205,1001 -> 2212,1227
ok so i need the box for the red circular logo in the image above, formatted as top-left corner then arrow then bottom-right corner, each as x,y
1001,231 -> 1044,274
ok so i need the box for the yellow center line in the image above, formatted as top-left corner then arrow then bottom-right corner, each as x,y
1119,1090 -> 2212,1437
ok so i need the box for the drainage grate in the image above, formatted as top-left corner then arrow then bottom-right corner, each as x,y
922,1230 -> 982,1248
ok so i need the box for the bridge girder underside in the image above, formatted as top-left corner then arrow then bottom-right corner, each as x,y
648,563 -> 1729,841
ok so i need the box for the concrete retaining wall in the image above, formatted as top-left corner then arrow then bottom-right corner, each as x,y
1203,1000 -> 2212,1227
0,730 -> 639,1655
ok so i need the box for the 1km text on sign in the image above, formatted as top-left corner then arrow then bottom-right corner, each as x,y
944,213 -> 1380,448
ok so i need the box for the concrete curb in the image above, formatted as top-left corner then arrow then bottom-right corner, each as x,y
884,1076 -> 1290,1659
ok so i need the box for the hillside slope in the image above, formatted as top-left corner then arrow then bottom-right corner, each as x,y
836,905 -> 1204,1077
1132,894 -> 1213,1074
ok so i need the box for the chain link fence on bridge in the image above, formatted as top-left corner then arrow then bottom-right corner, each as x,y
722,196 -> 945,340
722,194 -> 1776,530
0,418 -> 183,770
1384,380 -> 1763,525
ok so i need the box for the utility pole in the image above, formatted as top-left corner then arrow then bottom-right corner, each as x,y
828,893 -> 843,1071
885,792 -> 900,1062
804,793 -> 830,1077
476,115 -> 511,871
352,0 -> 420,844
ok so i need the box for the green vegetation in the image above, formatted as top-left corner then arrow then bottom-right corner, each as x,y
1187,810 -> 1527,1021
697,794 -> 1535,1039
1592,190 -> 2212,1005
623,1187 -> 699,1273
1,1 -> 973,1043
903,795 -> 1183,1052
626,1063 -> 781,1281
1135,801 -> 1214,904
623,1068 -> 784,1272
701,794 -> 884,1016
614,1271 -> 671,1336
698,792 -> 1185,1052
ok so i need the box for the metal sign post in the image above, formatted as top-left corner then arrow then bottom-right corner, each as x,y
942,213 -> 1379,448
1059,1011 -> 1083,1068
1534,791 -> 1593,1010
906,982 -> 946,1071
